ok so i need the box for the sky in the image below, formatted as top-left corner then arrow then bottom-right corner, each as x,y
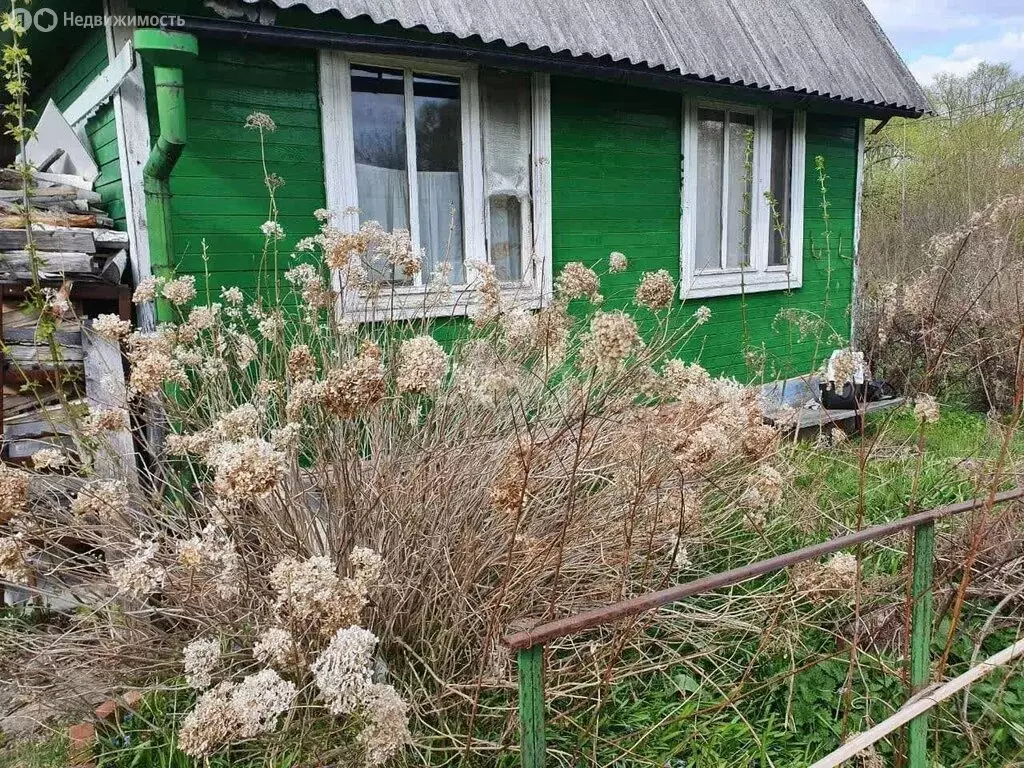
865,0 -> 1024,86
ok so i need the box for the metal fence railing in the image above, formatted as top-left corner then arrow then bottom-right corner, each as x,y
503,487 -> 1024,768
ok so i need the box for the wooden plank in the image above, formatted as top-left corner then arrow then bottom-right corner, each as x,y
5,436 -> 75,460
5,343 -> 85,366
812,635 -> 1024,768
2,328 -> 82,345
99,249 -> 127,284
74,228 -> 129,249
63,41 -> 134,129
0,212 -> 100,229
0,251 -> 96,276
105,0 -> 152,299
0,228 -> 96,253
4,418 -> 74,440
3,388 -> 69,420
0,186 -> 101,204
30,170 -> 94,191
82,330 -> 136,484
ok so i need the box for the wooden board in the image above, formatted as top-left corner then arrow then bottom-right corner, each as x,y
0,212 -> 100,229
0,228 -> 96,253
0,250 -> 96,276
4,343 -> 85,366
82,330 -> 136,484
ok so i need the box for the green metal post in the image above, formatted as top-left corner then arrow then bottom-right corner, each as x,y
517,644 -> 547,768
907,520 -> 935,767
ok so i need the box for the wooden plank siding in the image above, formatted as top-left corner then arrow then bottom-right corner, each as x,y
550,77 -> 857,380
154,41 -> 326,303
150,48 -> 855,376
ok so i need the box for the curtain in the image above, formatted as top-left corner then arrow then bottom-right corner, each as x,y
417,171 -> 464,283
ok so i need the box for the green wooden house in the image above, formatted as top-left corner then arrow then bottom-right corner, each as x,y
27,0 -> 927,379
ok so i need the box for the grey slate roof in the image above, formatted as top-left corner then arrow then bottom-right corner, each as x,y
253,0 -> 930,114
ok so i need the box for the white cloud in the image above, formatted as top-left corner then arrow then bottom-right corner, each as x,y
908,30 -> 1024,84
864,0 -> 983,32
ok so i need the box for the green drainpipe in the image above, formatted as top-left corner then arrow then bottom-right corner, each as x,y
133,29 -> 198,324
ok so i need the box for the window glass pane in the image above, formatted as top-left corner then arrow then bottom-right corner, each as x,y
488,195 -> 522,281
351,66 -> 411,284
414,73 -> 464,283
769,114 -> 793,266
695,109 -> 724,271
724,112 -> 754,268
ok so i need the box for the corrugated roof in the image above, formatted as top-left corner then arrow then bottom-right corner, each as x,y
248,0 -> 929,114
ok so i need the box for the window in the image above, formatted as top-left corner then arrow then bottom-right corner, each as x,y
681,100 -> 805,298
319,52 -> 552,319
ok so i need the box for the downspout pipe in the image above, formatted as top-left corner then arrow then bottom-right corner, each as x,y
133,29 -> 198,323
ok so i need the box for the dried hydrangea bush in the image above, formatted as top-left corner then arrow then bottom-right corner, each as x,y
0,113 -> 805,766
859,194 -> 1024,412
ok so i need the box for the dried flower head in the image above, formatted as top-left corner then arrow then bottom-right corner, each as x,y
321,342 -> 386,419
914,394 -> 941,424
311,625 -> 378,715
0,465 -> 29,523
209,438 -> 287,503
244,111 -> 277,132
253,628 -> 296,668
92,313 -> 131,340
260,220 -> 285,240
609,251 -> 628,273
162,275 -> 197,306
83,408 -> 129,437
359,683 -> 411,765
183,637 -> 221,690
42,284 -> 71,320
220,286 -> 244,306
111,538 -> 165,598
31,448 -> 67,471
396,335 -> 448,394
71,480 -> 127,520
132,276 -> 161,304
287,344 -> 317,381
635,269 -> 675,310
582,311 -> 643,371
555,262 -> 601,303
0,537 -> 30,583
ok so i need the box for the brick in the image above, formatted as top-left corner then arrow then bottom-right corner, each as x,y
67,722 -> 96,768
94,699 -> 117,721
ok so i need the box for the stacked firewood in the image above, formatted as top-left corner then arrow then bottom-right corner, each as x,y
0,167 -> 128,283
0,167 -> 133,473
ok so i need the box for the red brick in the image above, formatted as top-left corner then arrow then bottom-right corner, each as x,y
67,722 -> 96,768
94,699 -> 117,721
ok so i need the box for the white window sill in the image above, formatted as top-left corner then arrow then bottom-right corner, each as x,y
338,284 -> 546,323
681,270 -> 802,299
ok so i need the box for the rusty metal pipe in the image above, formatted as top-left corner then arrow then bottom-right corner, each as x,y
504,487 -> 1024,650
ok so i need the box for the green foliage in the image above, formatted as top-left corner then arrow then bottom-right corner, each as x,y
0,733 -> 68,768
862,61 -> 1024,282
93,689 -> 307,768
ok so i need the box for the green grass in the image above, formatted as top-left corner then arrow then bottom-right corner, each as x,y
0,733 -> 68,768
508,405 -> 1024,767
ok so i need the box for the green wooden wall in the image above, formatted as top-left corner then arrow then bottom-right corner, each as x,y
147,41 -> 856,378
34,28 -> 125,231
550,77 -> 857,380
158,41 -> 325,303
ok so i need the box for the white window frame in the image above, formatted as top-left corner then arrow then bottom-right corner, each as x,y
319,50 -> 552,321
680,99 -> 806,299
